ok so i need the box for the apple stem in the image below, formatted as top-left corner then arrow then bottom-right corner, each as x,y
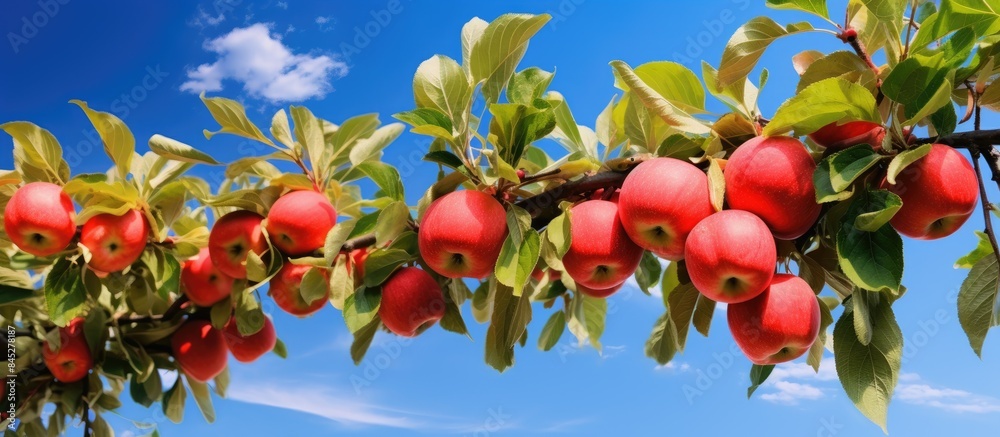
837,28 -> 883,103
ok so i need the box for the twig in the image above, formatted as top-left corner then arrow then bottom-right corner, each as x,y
82,377 -> 92,437
901,0 -> 919,61
515,170 -> 632,229
341,234 -> 377,252
837,28 -> 883,103
969,148 -> 1000,271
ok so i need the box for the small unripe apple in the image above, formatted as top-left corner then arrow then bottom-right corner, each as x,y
684,210 -> 776,304
266,190 -> 337,256
577,281 -> 624,299
885,144 -> 978,239
725,136 -> 821,240
808,120 -> 885,152
563,200 -> 643,290
269,263 -> 329,317
42,317 -> 93,383
223,316 -> 277,363
81,209 -> 149,273
618,158 -> 714,260
181,248 -> 234,307
209,210 -> 268,279
727,274 -> 820,365
3,182 -> 76,257
171,319 -> 229,382
378,267 -> 445,337
418,190 -> 508,279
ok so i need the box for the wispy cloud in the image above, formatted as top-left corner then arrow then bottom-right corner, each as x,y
655,361 -> 691,372
229,382 -> 422,428
756,358 -> 837,405
189,6 -> 226,28
181,23 -> 347,103
897,375 -> 1000,414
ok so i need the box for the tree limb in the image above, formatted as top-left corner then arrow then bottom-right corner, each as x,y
515,170 -> 632,229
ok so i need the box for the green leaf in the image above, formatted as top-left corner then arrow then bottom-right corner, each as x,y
270,109 -> 296,149
546,91 -> 594,157
186,376 -> 216,423
70,100 -> 135,180
494,229 -> 541,297
374,201 -> 411,247
440,293 -> 471,337
469,14 -> 551,103
645,313 -> 679,365
507,67 -> 554,105
162,378 -> 186,423
355,162 -> 404,201
747,364 -> 775,398
808,296 -> 836,371
327,113 -> 381,168
299,267 -> 329,305
44,259 -> 88,327
546,209 -> 572,257
610,60 -> 710,135
423,150 -> 466,170
813,158 -> 854,203
633,251 -> 663,295
350,318 -> 380,364
288,105 -> 327,180
766,0 -> 829,19
956,231 -> 994,269
413,55 -> 472,135
717,17 -> 815,87
152,134 -> 223,165
666,283 -> 707,350
484,282 -> 532,372
322,218 -> 358,265
852,289 -> 877,345
837,194 -> 904,293
627,61 -> 707,115
828,145 -> 883,192
702,62 -> 760,119
214,366 -> 230,397
200,93 -> 273,145
489,100 -> 556,167
272,338 -> 288,358
853,190 -> 902,232
912,0 -> 1000,50
537,310 -> 565,351
764,78 -> 880,137
886,144 -> 932,185
362,249 -> 411,287
395,108 -> 455,141
343,286 -> 382,334
1,121 -> 69,184
707,157 -> 725,212
834,298 -> 902,433
796,51 -> 878,94
958,255 -> 1000,357
234,291 -> 265,336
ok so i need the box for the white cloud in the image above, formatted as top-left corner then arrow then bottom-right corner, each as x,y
315,16 -> 331,24
897,375 -> 1000,414
655,361 -> 691,372
189,7 -> 226,28
760,380 -> 825,405
228,381 -> 430,429
757,358 -> 836,405
276,1 -> 288,9
181,23 -> 347,103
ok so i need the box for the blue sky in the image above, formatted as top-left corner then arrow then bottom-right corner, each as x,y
3,0 -> 1000,435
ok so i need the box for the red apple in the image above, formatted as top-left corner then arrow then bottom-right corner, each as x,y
223,316 -> 277,363
181,248 -> 235,307
42,317 -> 93,383
577,281 -> 624,299
378,267 -> 445,337
808,120 -> 885,152
266,190 -> 337,256
3,182 -> 76,257
531,267 -> 561,281
171,319 -> 229,382
209,210 -> 268,279
418,190 -> 508,279
885,144 -> 978,239
684,210 -> 776,304
80,209 -> 149,273
269,263 -> 329,317
349,247 -> 369,277
563,200 -> 644,290
618,158 -> 714,260
725,136 -> 821,240
727,274 -> 820,365
589,188 -> 620,203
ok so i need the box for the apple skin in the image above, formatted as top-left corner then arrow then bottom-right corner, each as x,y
727,274 -> 821,365
269,263 -> 329,317
884,144 -> 978,239
684,210 -> 776,304
223,316 -> 277,363
725,136 -> 821,240
81,209 -> 149,273
42,318 -> 93,383
350,248 -> 369,277
171,319 -> 229,383
378,267 -> 445,337
3,182 -> 77,257
808,120 -> 885,152
209,210 -> 268,279
181,248 -> 235,307
531,267 -> 561,281
618,158 -> 714,261
577,281 -> 624,299
266,190 -> 338,256
418,190 -> 508,279
563,200 -> 644,290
